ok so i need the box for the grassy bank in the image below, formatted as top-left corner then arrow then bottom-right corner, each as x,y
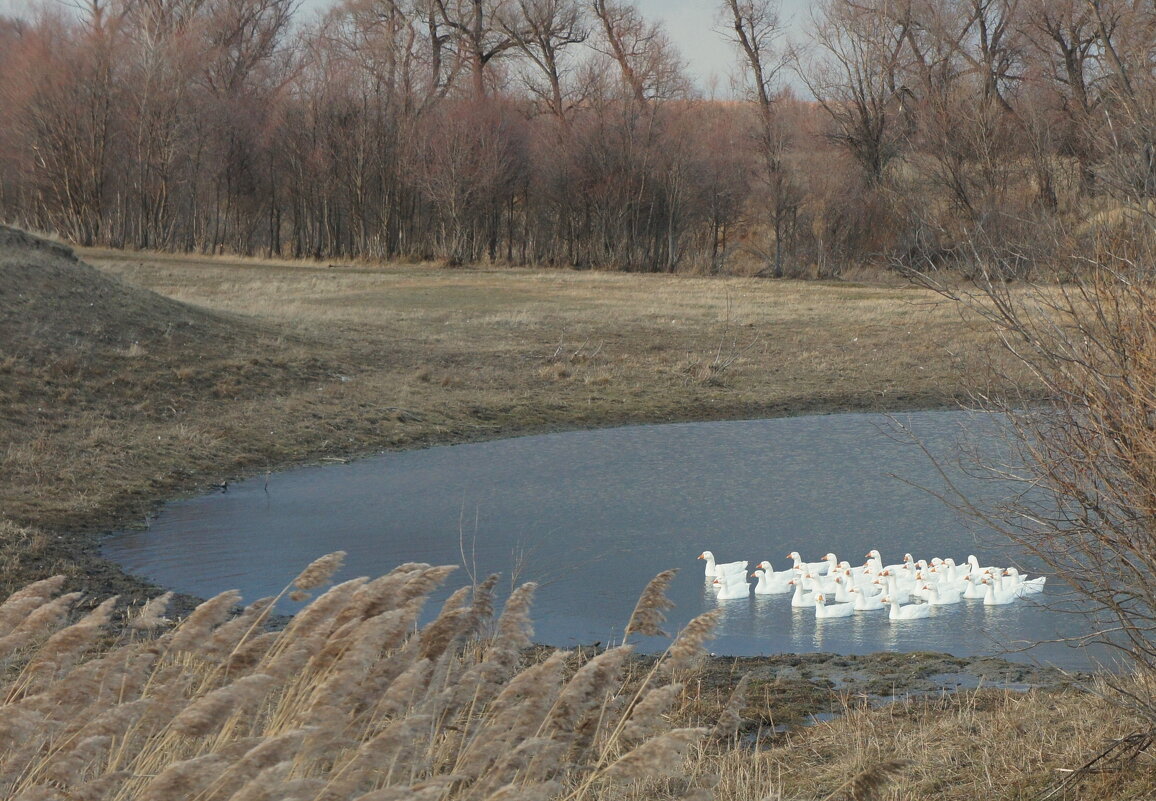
8,230 -> 1147,799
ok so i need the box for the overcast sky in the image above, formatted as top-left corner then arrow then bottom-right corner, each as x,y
636,0 -> 811,95
0,0 -> 814,94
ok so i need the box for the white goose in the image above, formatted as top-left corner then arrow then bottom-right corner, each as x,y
788,551 -> 831,576
877,568 -> 915,602
882,595 -> 932,620
754,560 -> 796,584
813,592 -> 854,619
788,578 -> 814,608
961,573 -> 987,600
878,551 -> 915,574
844,562 -> 878,587
919,581 -> 962,606
980,576 -> 1017,606
910,571 -> 935,601
713,573 -> 751,600
800,570 -> 837,595
698,551 -> 747,579
967,554 -> 1000,577
848,586 -> 886,612
830,573 -> 854,603
931,558 -> 971,592
751,568 -> 792,595
1002,567 -> 1046,597
820,552 -> 840,575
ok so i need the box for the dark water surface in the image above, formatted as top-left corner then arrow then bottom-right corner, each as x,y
103,411 -> 1116,671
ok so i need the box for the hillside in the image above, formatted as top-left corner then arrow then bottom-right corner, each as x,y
0,226 -> 250,362
0,228 -> 340,599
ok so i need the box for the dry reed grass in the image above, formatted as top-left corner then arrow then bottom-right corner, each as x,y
0,556 -> 727,801
0,557 -> 1151,801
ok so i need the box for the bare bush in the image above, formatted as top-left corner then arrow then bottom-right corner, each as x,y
912,226 -> 1156,689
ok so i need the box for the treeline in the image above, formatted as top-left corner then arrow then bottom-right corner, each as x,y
2,0 -> 1156,275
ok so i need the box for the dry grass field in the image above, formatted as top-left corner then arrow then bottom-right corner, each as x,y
6,228 -> 1151,800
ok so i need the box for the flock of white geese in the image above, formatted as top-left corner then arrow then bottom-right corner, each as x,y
699,549 -> 1046,620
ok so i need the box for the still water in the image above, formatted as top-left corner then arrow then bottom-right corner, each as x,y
102,411 -> 1115,671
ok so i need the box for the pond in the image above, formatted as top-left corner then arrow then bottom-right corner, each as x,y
102,410 -> 1116,671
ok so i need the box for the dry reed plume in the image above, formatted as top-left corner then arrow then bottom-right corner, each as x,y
0,555 -> 759,801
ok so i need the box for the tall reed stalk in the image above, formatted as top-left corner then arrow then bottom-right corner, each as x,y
0,556 -> 742,801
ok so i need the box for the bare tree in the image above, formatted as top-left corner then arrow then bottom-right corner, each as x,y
797,0 -> 913,185
590,0 -> 688,104
16,0 -> 127,245
432,0 -> 522,97
721,0 -> 798,276
1085,0 -> 1156,200
119,0 -> 209,248
500,0 -> 589,124
413,98 -> 527,262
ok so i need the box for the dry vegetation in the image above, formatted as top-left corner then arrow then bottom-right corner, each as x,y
0,555 -> 1152,801
5,229 -> 1150,799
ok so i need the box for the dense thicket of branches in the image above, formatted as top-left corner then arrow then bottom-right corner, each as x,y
2,0 -> 1156,274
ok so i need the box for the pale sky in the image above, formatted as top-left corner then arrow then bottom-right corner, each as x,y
636,0 -> 811,95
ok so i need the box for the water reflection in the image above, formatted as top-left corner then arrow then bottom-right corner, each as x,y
103,410 -> 1109,670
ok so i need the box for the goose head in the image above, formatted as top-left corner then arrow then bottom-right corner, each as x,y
698,551 -> 713,561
